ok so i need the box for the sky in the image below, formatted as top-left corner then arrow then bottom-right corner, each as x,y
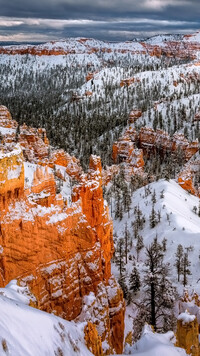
0,0 -> 200,43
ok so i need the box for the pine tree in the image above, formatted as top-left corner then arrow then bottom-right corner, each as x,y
115,238 -> 126,277
123,185 -> 132,217
124,222 -> 130,264
115,191 -> 123,220
132,304 -> 147,343
162,237 -> 167,252
129,266 -> 141,294
136,235 -> 144,261
143,237 -> 177,331
182,252 -> 191,287
118,274 -> 129,299
175,244 -> 183,282
149,204 -> 157,228
152,189 -> 156,204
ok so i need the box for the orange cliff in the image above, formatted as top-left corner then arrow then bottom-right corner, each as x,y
110,125 -> 199,188
176,291 -> 200,356
1,34 -> 200,61
138,127 -> 198,161
113,126 -> 198,166
178,153 -> 200,198
112,127 -> 144,180
0,106 -> 125,355
176,311 -> 199,356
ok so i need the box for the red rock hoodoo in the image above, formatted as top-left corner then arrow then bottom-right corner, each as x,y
0,106 -> 125,355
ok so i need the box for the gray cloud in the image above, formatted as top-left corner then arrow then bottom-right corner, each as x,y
0,0 -> 199,42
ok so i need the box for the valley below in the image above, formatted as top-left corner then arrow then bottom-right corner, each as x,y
0,31 -> 200,355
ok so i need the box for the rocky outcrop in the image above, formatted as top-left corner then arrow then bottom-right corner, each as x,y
19,123 -> 49,162
86,72 -> 98,82
120,78 -> 140,87
178,152 -> 200,197
0,143 -> 24,209
84,322 -> 103,356
176,311 -> 199,356
142,38 -> 199,60
176,290 -> 200,355
112,127 -> 144,180
112,125 -> 199,189
139,127 -> 198,161
113,126 -> 198,165
50,149 -> 83,180
1,32 -> 200,61
178,169 -> 196,195
129,109 -> 142,123
0,106 -> 125,355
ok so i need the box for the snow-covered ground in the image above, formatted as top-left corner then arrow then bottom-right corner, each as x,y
112,179 -> 200,292
0,281 -> 92,356
120,324 -> 187,356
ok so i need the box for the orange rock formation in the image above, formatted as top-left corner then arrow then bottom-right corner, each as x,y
178,153 -> 200,198
139,127 -> 198,161
1,33 -> 200,61
112,127 -> 144,180
129,109 -> 142,123
176,312 -> 199,356
0,106 -> 125,355
84,322 -> 103,356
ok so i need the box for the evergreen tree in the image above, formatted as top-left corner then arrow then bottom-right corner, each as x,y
132,304 -> 147,343
124,222 -> 130,264
162,237 -> 167,252
118,274 -> 129,299
123,185 -> 132,217
182,252 -> 191,287
115,238 -> 125,277
175,244 -> 183,282
115,191 -> 123,220
143,237 -> 177,331
149,205 -> 157,228
136,235 -> 144,261
129,266 -> 141,294
151,189 -> 157,204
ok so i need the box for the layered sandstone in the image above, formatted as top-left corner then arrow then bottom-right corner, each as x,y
0,143 -> 24,209
84,322 -> 103,356
112,127 -> 144,180
1,32 -> 200,61
19,123 -> 49,162
120,78 -> 140,87
178,152 -> 200,198
139,127 -> 198,161
113,126 -> 198,164
0,106 -> 125,355
176,290 -> 200,355
176,312 -> 199,356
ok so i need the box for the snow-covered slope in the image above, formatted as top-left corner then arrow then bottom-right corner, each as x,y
144,34 -> 184,46
112,179 -> 200,291
121,325 -> 186,356
0,282 -> 92,356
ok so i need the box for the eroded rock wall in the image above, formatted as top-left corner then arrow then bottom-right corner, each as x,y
0,106 -> 125,355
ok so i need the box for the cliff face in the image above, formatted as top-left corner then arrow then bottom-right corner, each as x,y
139,127 -> 198,160
0,106 -> 125,355
0,32 -> 200,60
178,152 -> 200,198
176,312 -> 199,356
112,127 -> 144,180
113,126 -> 198,165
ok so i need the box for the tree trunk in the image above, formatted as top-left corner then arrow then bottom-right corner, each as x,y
151,282 -> 156,330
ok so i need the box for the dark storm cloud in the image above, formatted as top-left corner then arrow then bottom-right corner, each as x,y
0,0 -> 199,42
